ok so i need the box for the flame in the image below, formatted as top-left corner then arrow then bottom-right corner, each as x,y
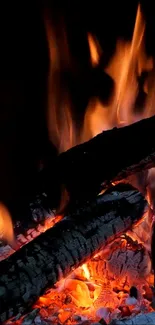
106,4 -> 146,124
81,264 -> 90,280
31,214 -> 153,324
9,5 -> 155,324
83,4 -> 155,140
88,33 -> 101,67
7,210 -> 153,324
0,203 -> 14,246
46,3 -> 155,152
44,12 -> 77,153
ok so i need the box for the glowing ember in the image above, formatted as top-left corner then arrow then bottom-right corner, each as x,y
3,3 -> 155,325
0,212 -> 62,261
3,204 -> 154,324
30,212 -> 154,325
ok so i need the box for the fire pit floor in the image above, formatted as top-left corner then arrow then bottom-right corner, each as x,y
3,205 -> 155,325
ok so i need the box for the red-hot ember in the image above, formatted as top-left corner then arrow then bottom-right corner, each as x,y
27,209 -> 152,324
3,207 -> 153,325
3,2 -> 155,325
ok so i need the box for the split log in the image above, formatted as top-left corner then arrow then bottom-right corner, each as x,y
0,184 -> 147,322
109,311 -> 155,324
58,115 -> 155,202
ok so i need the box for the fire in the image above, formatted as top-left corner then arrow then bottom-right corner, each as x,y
83,4 -> 154,140
46,3 -> 155,152
88,33 -> 101,67
81,264 -> 90,280
31,211 -> 153,324
0,203 -> 15,246
43,214 -> 62,231
5,3 -> 155,324
44,13 -> 77,153
27,5 -> 155,323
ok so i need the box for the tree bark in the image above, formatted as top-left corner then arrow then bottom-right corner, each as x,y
57,115 -> 155,202
0,184 -> 147,323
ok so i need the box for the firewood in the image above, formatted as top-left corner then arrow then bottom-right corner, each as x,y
87,235 -> 151,285
57,115 -> 155,202
0,184 -> 147,323
109,311 -> 155,324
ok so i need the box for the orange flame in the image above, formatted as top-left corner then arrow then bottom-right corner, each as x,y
88,33 -> 101,67
46,3 -> 155,151
83,4 -> 154,140
31,208 -> 153,323
81,263 -> 90,280
9,6 -> 155,323
0,203 -> 14,246
44,12 -> 78,153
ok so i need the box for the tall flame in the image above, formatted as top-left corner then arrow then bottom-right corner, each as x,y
46,3 -> 155,151
106,4 -> 153,124
45,13 -> 77,153
83,4 -> 154,139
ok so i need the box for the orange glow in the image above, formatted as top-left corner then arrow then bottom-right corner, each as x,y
82,4 -> 155,140
64,279 -> 93,307
0,203 -> 15,246
8,4 -> 155,324
43,214 -> 63,232
44,14 -> 78,153
106,4 -> 146,124
46,3 -> 155,151
31,209 -> 153,323
81,264 -> 90,280
88,33 -> 101,66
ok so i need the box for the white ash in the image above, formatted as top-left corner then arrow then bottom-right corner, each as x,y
2,210 -> 154,325
96,307 -> 110,323
87,236 -> 151,287
109,311 -> 155,324
125,296 -> 138,306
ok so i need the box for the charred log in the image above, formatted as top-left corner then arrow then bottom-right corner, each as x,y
0,184 -> 147,322
58,115 -> 155,202
87,235 -> 151,286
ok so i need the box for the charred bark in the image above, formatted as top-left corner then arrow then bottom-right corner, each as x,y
58,115 -> 155,202
0,184 -> 147,323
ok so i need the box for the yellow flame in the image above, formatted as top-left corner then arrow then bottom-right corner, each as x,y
82,263 -> 90,280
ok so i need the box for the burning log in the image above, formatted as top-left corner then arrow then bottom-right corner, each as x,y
58,115 -> 155,202
0,184 -> 147,322
109,311 -> 155,324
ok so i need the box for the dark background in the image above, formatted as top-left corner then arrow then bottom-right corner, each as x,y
0,0 -> 155,215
